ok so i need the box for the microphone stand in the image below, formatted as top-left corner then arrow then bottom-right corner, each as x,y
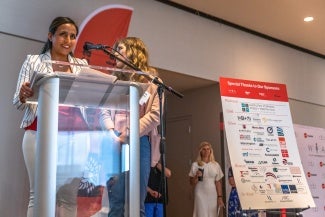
101,47 -> 184,217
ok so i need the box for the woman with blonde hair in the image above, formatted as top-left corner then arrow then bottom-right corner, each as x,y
189,141 -> 224,217
100,37 -> 161,217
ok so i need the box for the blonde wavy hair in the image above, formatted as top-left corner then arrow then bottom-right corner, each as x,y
196,141 -> 216,166
113,37 -> 158,82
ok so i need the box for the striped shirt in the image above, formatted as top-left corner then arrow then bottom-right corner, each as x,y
13,51 -> 88,129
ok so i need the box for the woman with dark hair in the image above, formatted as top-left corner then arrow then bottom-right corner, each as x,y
13,16 -> 88,217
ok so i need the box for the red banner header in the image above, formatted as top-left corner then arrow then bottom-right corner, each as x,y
219,77 -> 288,102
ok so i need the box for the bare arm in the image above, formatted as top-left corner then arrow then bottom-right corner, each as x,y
215,179 -> 225,207
156,162 -> 172,178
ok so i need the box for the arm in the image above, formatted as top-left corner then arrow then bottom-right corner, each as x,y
189,175 -> 199,186
13,55 -> 34,108
216,179 -> 225,207
99,109 -> 115,130
156,162 -> 172,178
139,84 -> 160,136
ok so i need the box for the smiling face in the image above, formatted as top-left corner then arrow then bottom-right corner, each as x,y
200,145 -> 211,160
48,23 -> 77,61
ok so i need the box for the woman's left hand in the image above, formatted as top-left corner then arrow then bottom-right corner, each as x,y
217,197 -> 225,208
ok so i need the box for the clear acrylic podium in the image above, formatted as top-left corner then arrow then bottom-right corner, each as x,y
27,61 -> 147,217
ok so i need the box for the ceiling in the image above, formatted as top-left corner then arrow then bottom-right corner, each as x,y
165,0 -> 325,56
157,0 -> 325,93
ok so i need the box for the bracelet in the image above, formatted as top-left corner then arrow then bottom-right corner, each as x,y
217,196 -> 222,198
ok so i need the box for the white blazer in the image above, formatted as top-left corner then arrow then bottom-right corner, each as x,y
13,51 -> 88,128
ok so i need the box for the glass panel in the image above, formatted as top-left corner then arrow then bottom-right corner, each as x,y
28,60 -> 146,217
56,105 -> 130,217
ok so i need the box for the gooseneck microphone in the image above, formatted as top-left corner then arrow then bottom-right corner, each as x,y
83,42 -> 109,51
82,41 -> 183,98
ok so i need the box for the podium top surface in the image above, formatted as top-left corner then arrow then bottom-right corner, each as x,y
27,60 -> 149,109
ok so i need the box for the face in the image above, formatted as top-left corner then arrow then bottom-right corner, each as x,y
200,145 -> 211,158
115,43 -> 127,69
48,23 -> 77,60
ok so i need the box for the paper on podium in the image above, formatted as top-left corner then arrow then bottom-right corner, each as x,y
77,66 -> 118,83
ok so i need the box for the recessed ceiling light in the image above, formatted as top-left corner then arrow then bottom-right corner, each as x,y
304,16 -> 314,22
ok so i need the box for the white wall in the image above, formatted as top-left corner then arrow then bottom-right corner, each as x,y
1,0 -> 325,105
0,0 -> 324,215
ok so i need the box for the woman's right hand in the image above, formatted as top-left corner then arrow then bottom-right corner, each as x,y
196,169 -> 203,177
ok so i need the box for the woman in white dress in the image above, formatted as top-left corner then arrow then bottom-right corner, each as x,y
189,141 -> 225,217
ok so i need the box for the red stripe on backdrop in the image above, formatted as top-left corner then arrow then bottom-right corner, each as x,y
74,5 -> 133,67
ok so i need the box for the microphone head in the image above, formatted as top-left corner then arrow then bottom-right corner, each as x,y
82,42 -> 93,57
83,42 -> 94,51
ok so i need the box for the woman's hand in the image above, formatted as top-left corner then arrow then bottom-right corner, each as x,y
148,189 -> 161,198
19,82 -> 33,103
118,129 -> 129,144
217,197 -> 225,208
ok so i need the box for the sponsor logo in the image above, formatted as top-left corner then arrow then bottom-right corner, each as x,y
252,126 -> 264,130
253,137 -> 264,142
241,178 -> 251,183
266,172 -> 277,179
289,185 -> 298,193
304,132 -> 314,138
240,142 -> 256,145
272,158 -> 280,165
307,172 -> 317,177
278,137 -> 286,146
281,185 -> 290,194
241,103 -> 250,112
276,127 -> 284,136
253,131 -> 265,136
289,167 -> 301,174
265,195 -> 276,203
258,160 -> 268,164
244,159 -> 254,164
239,129 -> 252,133
266,147 -> 278,152
280,195 -> 293,202
267,126 -> 273,134
240,171 -> 249,177
248,167 -> 258,172
281,149 -> 289,158
266,138 -> 277,142
237,115 -> 252,121
265,153 -> 280,157
240,134 -> 251,140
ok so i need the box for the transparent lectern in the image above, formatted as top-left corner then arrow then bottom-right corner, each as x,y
27,60 -> 147,217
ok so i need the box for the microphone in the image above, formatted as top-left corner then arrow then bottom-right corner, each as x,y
83,42 -> 109,51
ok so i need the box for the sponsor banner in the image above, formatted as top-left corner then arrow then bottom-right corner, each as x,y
220,77 -> 315,210
294,124 -> 325,217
